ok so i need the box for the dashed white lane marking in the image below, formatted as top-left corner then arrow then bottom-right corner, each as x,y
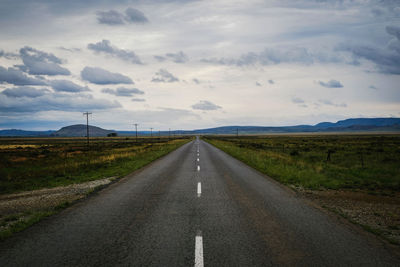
197,158 -> 199,162
197,165 -> 200,171
197,182 -> 201,197
195,231 -> 204,267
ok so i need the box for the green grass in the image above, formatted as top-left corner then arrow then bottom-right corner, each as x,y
0,211 -> 55,241
204,134 -> 400,192
0,137 -> 192,194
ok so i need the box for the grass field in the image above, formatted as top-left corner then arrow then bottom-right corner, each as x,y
204,134 -> 400,193
0,136 -> 191,194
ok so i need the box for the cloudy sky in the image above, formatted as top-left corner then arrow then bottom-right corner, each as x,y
0,0 -> 399,131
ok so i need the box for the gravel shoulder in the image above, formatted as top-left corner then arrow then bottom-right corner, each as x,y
297,188 -> 400,245
0,177 -> 114,238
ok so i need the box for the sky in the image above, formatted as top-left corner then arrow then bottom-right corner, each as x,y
0,0 -> 399,131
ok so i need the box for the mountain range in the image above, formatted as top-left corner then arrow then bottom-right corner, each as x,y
0,118 -> 399,137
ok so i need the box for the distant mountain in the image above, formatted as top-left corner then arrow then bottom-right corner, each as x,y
0,129 -> 54,137
52,124 -> 115,137
1,118 -> 399,137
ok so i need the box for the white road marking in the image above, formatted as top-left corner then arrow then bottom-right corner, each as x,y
197,165 -> 200,171
197,182 -> 201,197
197,158 -> 199,162
195,231 -> 204,267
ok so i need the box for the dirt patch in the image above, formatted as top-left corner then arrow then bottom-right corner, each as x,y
297,188 -> 400,244
0,178 -> 114,237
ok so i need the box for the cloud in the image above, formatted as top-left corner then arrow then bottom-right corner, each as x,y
202,46 -> 341,67
81,67 -> 133,85
318,99 -> 347,107
165,51 -> 188,63
268,80 -> 274,84
386,25 -> 400,41
0,66 -> 47,85
87,39 -> 143,64
191,100 -> 221,111
50,80 -> 90,93
0,92 -> 121,113
336,26 -> 400,75
0,50 -> 19,59
96,8 -> 149,25
57,47 -> 81,52
318,79 -> 343,88
1,86 -> 48,98
102,87 -> 144,97
154,55 -> 166,62
255,81 -> 261,86
131,98 -> 145,102
369,85 -> 378,90
18,46 -> 70,76
193,78 -> 200,84
97,10 -> 125,25
151,69 -> 179,83
125,8 -> 149,24
292,97 -> 305,104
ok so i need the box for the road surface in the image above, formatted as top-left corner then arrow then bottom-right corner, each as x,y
1,138 -> 399,266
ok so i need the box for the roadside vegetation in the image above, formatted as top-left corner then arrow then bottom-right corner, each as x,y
0,136 -> 191,240
0,136 -> 191,194
204,134 -> 400,192
204,134 -> 400,244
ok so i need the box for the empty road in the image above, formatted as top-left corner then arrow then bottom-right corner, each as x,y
1,138 -> 399,266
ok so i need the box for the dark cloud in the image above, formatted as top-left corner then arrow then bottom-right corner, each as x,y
97,10 -> 125,25
255,81 -> 261,86
57,47 -> 81,52
369,85 -> 378,90
18,46 -> 70,76
165,51 -> 188,63
0,50 -> 19,59
154,55 -> 166,62
386,25 -> 400,41
336,26 -> 400,75
1,86 -> 48,98
0,92 -> 120,113
268,80 -> 274,84
50,80 -> 90,93
87,39 -> 142,64
318,99 -> 347,107
201,46 -> 340,67
337,43 -> 400,75
292,97 -> 305,104
318,79 -> 343,88
131,98 -> 145,102
81,67 -> 133,85
0,66 -> 47,85
125,8 -> 149,23
97,8 -> 148,25
101,87 -> 144,96
191,100 -> 221,111
151,69 -> 179,83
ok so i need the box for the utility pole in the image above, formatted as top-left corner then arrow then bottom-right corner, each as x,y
236,128 -> 239,137
83,112 -> 92,148
133,123 -> 138,142
169,128 -> 171,140
150,127 -> 153,138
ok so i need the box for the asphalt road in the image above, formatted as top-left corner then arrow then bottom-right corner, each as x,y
1,138 -> 399,266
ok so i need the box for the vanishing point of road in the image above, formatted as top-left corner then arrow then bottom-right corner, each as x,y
1,138 -> 399,266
